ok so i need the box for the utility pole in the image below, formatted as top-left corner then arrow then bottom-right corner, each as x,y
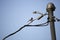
46,3 -> 56,40
3,2 -> 60,40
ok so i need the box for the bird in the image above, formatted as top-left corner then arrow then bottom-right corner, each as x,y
27,17 -> 35,25
27,17 -> 34,22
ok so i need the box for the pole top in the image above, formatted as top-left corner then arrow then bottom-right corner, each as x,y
46,2 -> 56,12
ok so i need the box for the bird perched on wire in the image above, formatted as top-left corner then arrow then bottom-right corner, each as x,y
27,17 -> 35,25
27,17 -> 33,22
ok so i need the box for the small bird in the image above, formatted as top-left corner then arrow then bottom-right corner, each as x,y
27,17 -> 35,25
33,11 -> 37,14
27,17 -> 34,22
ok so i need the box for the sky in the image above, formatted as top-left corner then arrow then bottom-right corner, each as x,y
0,0 -> 60,40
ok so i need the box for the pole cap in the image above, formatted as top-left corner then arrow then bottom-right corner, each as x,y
46,2 -> 56,12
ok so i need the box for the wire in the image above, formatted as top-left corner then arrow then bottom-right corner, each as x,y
3,13 -> 48,40
55,17 -> 60,22
2,21 -> 49,40
3,25 -> 26,40
26,21 -> 49,27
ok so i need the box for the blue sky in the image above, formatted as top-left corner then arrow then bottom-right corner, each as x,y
0,0 -> 60,40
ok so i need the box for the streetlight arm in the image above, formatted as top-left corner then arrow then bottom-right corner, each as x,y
37,13 -> 47,20
33,11 -> 43,15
